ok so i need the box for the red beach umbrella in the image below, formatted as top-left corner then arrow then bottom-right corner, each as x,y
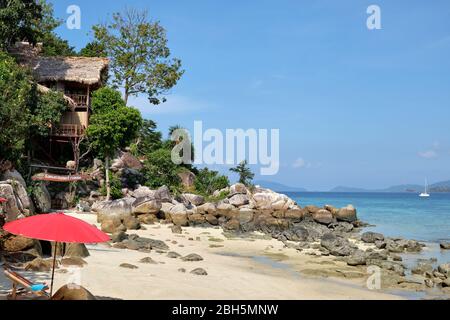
4,212 -> 109,296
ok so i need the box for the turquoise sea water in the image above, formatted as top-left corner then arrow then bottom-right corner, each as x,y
285,192 -> 450,243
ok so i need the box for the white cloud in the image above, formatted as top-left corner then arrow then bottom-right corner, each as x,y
418,150 -> 438,159
293,158 -> 306,168
418,141 -> 440,159
128,94 -> 215,116
292,158 -> 322,169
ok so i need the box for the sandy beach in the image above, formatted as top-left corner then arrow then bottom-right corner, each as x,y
1,212 -> 410,300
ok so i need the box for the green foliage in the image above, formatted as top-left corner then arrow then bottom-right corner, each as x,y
230,160 -> 254,187
0,51 -> 32,163
130,119 -> 163,157
87,105 -> 143,158
79,41 -> 107,57
92,8 -> 184,104
90,87 -> 125,114
194,168 -> 230,196
29,89 -> 67,137
0,0 -> 43,49
100,172 -> 123,200
142,148 -> 181,189
0,0 -> 74,55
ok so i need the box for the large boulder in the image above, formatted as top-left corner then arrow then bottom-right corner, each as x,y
31,183 -> 52,213
182,193 -> 205,206
196,203 -> 216,215
335,205 -> 357,222
0,183 -> 20,221
64,243 -> 90,258
93,198 -> 134,222
51,284 -> 96,300
320,233 -> 355,256
1,169 -> 26,187
10,179 -> 33,214
25,257 -> 56,272
178,171 -> 196,188
3,235 -> 36,252
312,209 -> 334,225
228,194 -> 249,207
132,197 -> 161,215
118,168 -> 144,189
361,232 -> 384,243
216,201 -> 234,215
154,185 -> 172,203
169,203 -> 188,226
132,186 -> 155,198
252,191 -> 293,211
111,151 -> 143,171
229,183 -> 247,196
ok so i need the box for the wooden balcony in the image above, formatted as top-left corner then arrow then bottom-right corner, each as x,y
51,124 -> 86,138
65,93 -> 89,108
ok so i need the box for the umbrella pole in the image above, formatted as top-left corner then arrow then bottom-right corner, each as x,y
50,241 -> 58,297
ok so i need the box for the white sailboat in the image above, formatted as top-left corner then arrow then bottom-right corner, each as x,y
419,179 -> 430,197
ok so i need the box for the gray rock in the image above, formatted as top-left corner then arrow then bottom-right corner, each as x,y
438,263 -> 450,277
64,243 -> 90,258
411,261 -> 433,275
31,183 -> 51,214
139,257 -> 157,264
132,196 -> 161,215
361,232 -> 384,243
155,185 -> 172,203
120,263 -> 138,269
94,198 -> 134,222
281,225 -> 309,242
182,193 -> 205,206
171,225 -> 182,234
228,194 -> 249,207
320,233 -> 356,257
347,250 -> 367,266
111,231 -> 128,243
440,242 -> 450,250
190,268 -> 208,275
167,251 -> 181,258
181,253 -> 204,261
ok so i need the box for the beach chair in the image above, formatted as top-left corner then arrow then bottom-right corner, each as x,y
3,268 -> 50,300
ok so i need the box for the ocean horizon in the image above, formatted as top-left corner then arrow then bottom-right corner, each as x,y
284,192 -> 450,243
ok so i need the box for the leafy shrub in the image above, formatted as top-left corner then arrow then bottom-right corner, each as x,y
194,167 -> 230,196
100,172 -> 123,200
142,148 -> 181,189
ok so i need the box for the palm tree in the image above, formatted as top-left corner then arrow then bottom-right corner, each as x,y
229,160 -> 254,186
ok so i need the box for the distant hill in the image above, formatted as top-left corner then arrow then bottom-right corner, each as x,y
329,180 -> 450,193
430,180 -> 450,193
329,186 -> 371,192
254,180 -> 307,192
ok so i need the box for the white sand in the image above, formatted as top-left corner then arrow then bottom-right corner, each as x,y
1,212 -> 404,300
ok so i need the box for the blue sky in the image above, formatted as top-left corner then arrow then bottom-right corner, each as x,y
52,0 -> 450,190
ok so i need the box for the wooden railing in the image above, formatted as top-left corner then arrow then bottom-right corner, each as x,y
51,124 -> 86,137
65,93 -> 89,108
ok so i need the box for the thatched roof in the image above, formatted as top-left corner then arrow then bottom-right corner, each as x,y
32,57 -> 109,86
8,42 -> 109,86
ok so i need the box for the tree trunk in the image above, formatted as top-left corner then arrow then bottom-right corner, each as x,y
124,90 -> 129,105
105,156 -> 111,201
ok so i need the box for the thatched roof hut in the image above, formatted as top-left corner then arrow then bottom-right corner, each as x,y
32,56 -> 109,86
8,42 -> 109,87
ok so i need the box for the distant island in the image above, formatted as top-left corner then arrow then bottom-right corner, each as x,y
259,180 -> 450,193
254,180 -> 307,192
330,180 -> 450,193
